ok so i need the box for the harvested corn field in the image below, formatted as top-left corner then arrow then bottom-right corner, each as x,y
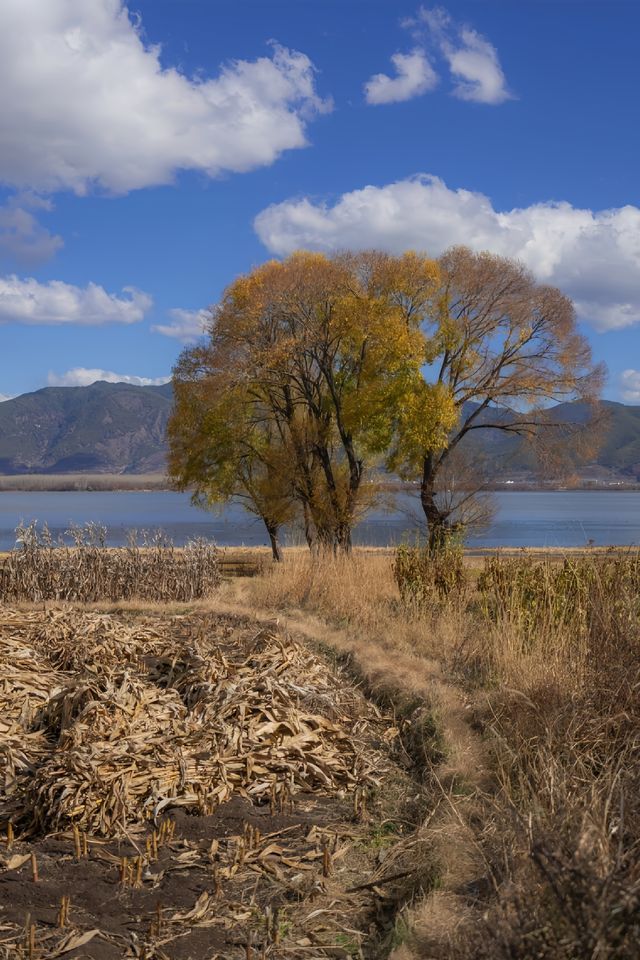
0,608 -> 421,959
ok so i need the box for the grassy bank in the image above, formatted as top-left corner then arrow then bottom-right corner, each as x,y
232,549 -> 640,958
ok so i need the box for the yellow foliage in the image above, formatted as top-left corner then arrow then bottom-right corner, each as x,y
169,244 -> 601,553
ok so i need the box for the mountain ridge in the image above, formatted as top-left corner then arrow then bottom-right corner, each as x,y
0,381 -> 173,474
0,381 -> 639,479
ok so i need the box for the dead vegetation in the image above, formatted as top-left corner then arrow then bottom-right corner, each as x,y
0,474 -> 169,492
0,523 -> 220,603
457,552 -> 640,959
2,546 -> 637,958
1,608 -> 385,836
0,605 -> 429,959
237,548 -> 640,959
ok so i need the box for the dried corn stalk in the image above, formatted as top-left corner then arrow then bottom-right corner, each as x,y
0,522 -> 220,603
1,608 -> 385,836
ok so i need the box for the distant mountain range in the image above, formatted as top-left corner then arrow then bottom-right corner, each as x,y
0,381 -> 173,474
0,381 -> 639,480
470,400 -> 640,481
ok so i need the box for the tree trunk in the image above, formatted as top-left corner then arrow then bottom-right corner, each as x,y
337,423 -> 361,557
264,520 -> 284,562
315,527 -> 338,556
420,455 -> 449,554
336,524 -> 353,554
302,501 -> 316,552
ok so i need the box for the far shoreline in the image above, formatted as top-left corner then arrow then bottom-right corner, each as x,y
0,474 -> 639,493
0,544 -> 637,565
0,473 -> 171,492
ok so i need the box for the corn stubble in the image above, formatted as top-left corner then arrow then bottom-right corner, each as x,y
0,606 -> 394,958
0,608 -> 381,836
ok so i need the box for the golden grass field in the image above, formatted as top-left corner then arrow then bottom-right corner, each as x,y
1,542 -> 638,958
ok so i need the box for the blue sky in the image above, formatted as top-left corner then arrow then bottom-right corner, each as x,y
1,0 -> 639,402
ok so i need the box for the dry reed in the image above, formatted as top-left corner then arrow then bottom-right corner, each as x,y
0,473 -> 169,492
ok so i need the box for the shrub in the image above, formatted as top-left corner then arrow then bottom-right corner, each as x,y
393,540 -> 466,606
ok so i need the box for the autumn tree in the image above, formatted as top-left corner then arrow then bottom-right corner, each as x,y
168,350 -> 296,561
168,250 -> 453,555
394,246 -> 604,550
397,445 -> 497,541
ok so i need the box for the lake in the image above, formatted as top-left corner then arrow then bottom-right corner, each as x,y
0,489 -> 639,550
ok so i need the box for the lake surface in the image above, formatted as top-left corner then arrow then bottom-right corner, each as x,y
0,490 -> 639,550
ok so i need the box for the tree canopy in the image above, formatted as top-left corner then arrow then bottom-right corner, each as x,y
408,247 -> 604,548
168,250 -> 453,555
168,246 -> 603,556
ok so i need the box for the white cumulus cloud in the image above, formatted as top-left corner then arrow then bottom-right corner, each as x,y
620,370 -> 640,404
152,307 -> 209,344
0,275 -> 151,325
47,368 -> 170,388
364,50 -> 437,105
398,5 -> 512,105
443,26 -> 512,105
0,0 -> 331,195
0,193 -> 63,264
0,393 -> 13,402
254,174 -> 640,332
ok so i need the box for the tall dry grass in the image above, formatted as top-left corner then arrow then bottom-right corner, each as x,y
456,553 -> 640,959
250,550 -> 398,624
246,548 -> 472,664
244,547 -> 640,958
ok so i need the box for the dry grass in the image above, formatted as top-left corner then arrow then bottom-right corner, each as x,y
237,547 -> 640,959
0,473 -> 169,491
250,551 -> 398,626
456,554 -> 640,959
246,550 -> 470,662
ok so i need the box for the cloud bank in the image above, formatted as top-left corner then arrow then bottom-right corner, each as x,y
47,368 -> 170,388
254,174 -> 640,332
0,275 -> 151,325
0,0 -> 331,195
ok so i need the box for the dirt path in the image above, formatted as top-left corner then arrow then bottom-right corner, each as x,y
207,592 -> 493,959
